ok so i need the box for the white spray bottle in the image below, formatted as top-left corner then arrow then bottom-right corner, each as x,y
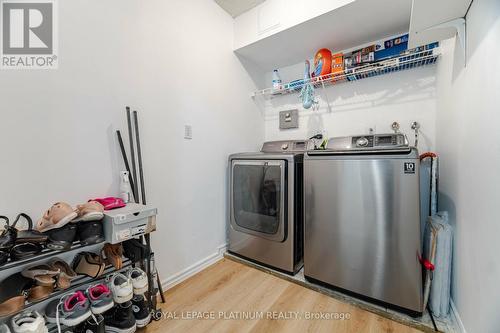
120,171 -> 133,203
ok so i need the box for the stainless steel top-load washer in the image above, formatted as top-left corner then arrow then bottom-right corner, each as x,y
228,140 -> 307,274
304,134 -> 423,315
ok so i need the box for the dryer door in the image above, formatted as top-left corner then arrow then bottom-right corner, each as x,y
230,160 -> 287,242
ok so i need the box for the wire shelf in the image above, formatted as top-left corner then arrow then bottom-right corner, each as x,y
252,47 -> 440,98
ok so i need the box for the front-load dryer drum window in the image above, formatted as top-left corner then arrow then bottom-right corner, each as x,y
232,162 -> 282,235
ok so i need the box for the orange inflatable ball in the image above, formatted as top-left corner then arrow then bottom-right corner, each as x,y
312,48 -> 332,78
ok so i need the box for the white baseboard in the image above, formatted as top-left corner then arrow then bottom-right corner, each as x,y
161,243 -> 228,291
450,300 -> 467,333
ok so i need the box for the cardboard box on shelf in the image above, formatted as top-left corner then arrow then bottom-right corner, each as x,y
331,52 -> 345,82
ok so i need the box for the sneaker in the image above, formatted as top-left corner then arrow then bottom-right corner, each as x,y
127,268 -> 148,295
131,295 -> 151,328
86,284 -> 114,314
57,291 -> 91,327
104,302 -> 136,333
73,314 -> 104,333
11,311 -> 48,333
109,273 -> 133,304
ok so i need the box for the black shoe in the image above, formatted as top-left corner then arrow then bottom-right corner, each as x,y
45,223 -> 77,250
0,216 -> 16,251
77,221 -> 104,246
104,302 -> 136,333
131,295 -> 151,328
73,314 -> 105,333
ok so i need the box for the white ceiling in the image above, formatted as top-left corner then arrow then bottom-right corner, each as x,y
215,0 -> 266,18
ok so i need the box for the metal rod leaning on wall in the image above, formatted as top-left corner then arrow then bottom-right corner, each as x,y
126,106 -> 139,202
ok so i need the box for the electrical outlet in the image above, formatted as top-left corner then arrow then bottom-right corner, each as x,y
184,125 -> 192,139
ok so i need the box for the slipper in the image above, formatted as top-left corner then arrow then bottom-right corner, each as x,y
90,197 -> 126,210
35,202 -> 77,233
74,201 -> 104,222
49,258 -> 77,290
21,264 -> 60,286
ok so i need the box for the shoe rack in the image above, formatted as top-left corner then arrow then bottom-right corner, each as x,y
0,240 -> 131,331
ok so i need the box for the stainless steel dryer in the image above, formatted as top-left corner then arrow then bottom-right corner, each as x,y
228,140 -> 306,274
304,134 -> 423,315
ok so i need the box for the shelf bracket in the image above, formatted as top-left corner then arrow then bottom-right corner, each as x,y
420,17 -> 466,66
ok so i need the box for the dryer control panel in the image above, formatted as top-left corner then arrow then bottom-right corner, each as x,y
261,140 -> 311,153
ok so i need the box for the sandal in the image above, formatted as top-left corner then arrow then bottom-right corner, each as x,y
35,202 -> 77,233
13,214 -> 47,245
72,252 -> 106,278
74,201 -> 104,222
10,243 -> 42,261
21,264 -> 60,286
49,258 -> 77,290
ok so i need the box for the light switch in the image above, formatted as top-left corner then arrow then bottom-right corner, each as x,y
184,125 -> 192,139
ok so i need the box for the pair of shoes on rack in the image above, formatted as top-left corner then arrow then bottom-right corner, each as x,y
0,214 -> 47,265
72,252 -> 106,278
45,283 -> 113,328
108,267 -> 148,304
103,295 -> 151,332
22,258 -> 77,293
10,310 -> 48,333
36,202 -> 105,251
101,243 -> 124,270
0,273 -> 34,317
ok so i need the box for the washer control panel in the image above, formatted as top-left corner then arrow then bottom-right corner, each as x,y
323,134 -> 409,152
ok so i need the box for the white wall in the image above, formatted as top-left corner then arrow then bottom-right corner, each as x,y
435,0 -> 500,332
0,0 -> 263,285
262,61 -> 438,152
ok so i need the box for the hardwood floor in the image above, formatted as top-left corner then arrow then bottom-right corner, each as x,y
144,259 -> 422,333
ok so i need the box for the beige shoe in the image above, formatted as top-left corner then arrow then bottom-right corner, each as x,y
74,201 -> 104,222
35,202 -> 77,232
